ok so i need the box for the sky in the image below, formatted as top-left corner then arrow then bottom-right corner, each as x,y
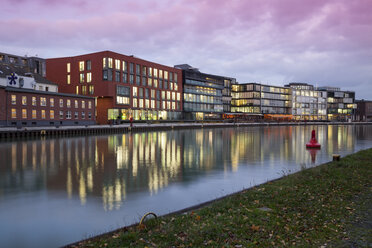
1,0 -> 371,99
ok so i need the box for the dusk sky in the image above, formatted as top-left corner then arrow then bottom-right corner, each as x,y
1,0 -> 371,99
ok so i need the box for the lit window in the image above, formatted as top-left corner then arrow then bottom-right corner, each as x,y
154,79 -> 158,88
75,100 -> 78,108
145,99 -> 149,108
148,67 -> 152,77
151,100 -> 155,108
50,98 -> 54,107
151,90 -> 155,98
66,111 -> 71,119
116,96 -> 130,105
50,110 -> 54,119
80,73 -> 84,83
167,91 -> 171,100
79,61 -> 84,71
32,110 -> 37,119
82,86 -> 87,94
22,109 -> 27,119
67,63 -> 71,73
177,93 -> 180,101
159,69 -> 163,78
133,87 -> 138,97
22,96 -> 27,105
108,58 -> 113,68
172,92 -> 176,100
89,85 -> 94,95
41,110 -> 46,119
164,71 -> 168,80
11,95 -> 16,105
115,59 -> 120,70
67,99 -> 71,108
88,101 -> 92,109
59,99 -> 63,107
148,78 -> 152,87
67,75 -> 70,84
81,101 -> 85,109
122,61 -> 127,72
87,72 -> 92,82
172,102 -> 175,110
133,98 -> 137,107
154,68 -> 158,78
40,97 -> 46,106
76,86 -> 79,94
32,97 -> 36,106
59,111 -> 63,119
103,58 -> 107,68
139,99 -> 143,108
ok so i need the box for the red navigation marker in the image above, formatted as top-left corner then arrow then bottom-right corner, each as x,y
306,130 -> 321,149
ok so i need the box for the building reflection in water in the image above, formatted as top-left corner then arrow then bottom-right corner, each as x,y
0,125 -> 370,211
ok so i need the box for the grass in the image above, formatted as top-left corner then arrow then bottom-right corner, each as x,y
71,148 -> 372,247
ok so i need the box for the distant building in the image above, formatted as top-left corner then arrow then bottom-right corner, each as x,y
174,64 -> 233,120
0,52 -> 46,77
231,83 -> 292,120
317,86 -> 356,121
354,100 -> 372,122
285,83 -> 327,121
47,51 -> 183,124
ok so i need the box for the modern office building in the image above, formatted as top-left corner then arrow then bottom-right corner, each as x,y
174,64 -> 232,120
354,100 -> 372,122
231,83 -> 292,120
285,83 -> 327,121
46,51 -> 183,124
317,86 -> 356,121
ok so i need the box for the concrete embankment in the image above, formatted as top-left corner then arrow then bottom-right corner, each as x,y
0,121 -> 371,140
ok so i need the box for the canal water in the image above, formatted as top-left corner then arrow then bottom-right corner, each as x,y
0,125 -> 372,247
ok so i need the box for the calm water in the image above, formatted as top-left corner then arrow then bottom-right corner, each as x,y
1,125 -> 372,247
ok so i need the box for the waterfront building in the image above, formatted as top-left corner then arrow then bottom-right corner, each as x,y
231,83 -> 292,120
354,100 -> 372,122
317,86 -> 356,121
285,83 -> 327,121
46,51 -> 183,124
174,64 -> 232,120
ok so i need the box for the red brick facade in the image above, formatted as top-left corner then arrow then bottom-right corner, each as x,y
46,51 -> 183,124
0,86 -> 96,126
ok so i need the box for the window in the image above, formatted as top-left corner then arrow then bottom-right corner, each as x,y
82,86 -> 87,94
87,72 -> 92,82
151,100 -> 155,108
172,92 -> 176,100
154,79 -> 158,88
139,88 -> 143,98
66,111 -> 71,119
136,64 -> 140,75
142,66 -> 147,76
129,63 -> 134,74
88,112 -> 92,119
115,71 -> 120,82
80,73 -> 84,83
74,112 -> 78,119
151,90 -> 155,98
82,101 -> 85,109
32,110 -> 37,119
60,99 -> 63,107
88,101 -> 92,109
82,111 -> 85,119
164,71 -> 168,80
67,75 -> 70,84
89,85 -> 94,95
11,95 -> 16,105
133,87 -> 138,97
50,98 -> 54,107
145,88 -> 149,98
139,99 -> 143,108
117,85 -> 130,96
75,100 -> 78,108
142,77 -> 146,86
174,73 -> 178,82
50,110 -> 54,119
145,99 -> 149,108
67,99 -> 71,108
76,86 -> 79,94
177,93 -> 181,101
79,61 -> 84,71
169,72 -> 173,81
117,96 -> 130,105
154,68 -> 158,78
103,58 -> 107,68
40,97 -> 46,106
22,96 -> 27,105
59,111 -> 63,119
22,109 -> 27,119
159,69 -> 163,78
130,75 -> 134,84
108,58 -> 113,68
123,73 -> 128,83
86,60 -> 91,70
148,67 -> 152,77
41,110 -> 46,119
115,59 -> 120,70
122,61 -> 127,72
133,98 -> 138,107
167,91 -> 171,100
148,78 -> 152,87
136,75 -> 140,86
67,63 -> 71,73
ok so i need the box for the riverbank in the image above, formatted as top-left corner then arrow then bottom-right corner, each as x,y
68,148 -> 372,247
1,121 -> 371,140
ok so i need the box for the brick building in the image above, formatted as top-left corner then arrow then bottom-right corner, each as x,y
355,100 -> 372,122
46,51 -> 183,124
0,86 -> 95,127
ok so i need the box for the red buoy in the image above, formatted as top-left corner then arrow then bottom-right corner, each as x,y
306,130 -> 321,149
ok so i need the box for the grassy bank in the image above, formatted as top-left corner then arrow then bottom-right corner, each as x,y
72,149 -> 372,247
